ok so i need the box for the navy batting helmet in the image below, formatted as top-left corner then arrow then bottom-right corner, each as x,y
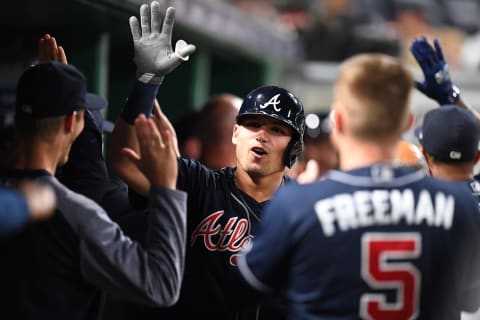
236,85 -> 305,168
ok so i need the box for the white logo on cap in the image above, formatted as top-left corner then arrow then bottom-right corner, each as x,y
449,151 -> 462,159
260,94 -> 281,112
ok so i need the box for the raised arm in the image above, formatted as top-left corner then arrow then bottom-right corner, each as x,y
38,33 -> 68,64
36,27 -> 188,305
108,1 -> 195,196
46,114 -> 187,306
37,33 -> 112,204
409,37 -> 480,122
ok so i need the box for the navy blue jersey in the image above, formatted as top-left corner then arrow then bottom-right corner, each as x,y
238,165 -> 480,320
465,178 -> 480,205
136,157 -> 293,319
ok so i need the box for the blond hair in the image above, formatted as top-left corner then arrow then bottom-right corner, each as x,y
337,54 -> 413,141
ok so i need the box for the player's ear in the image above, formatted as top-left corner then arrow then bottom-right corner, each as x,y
63,113 -> 75,133
403,112 -> 414,132
419,146 -> 427,161
474,151 -> 480,165
332,109 -> 343,134
420,147 -> 433,175
232,124 -> 239,145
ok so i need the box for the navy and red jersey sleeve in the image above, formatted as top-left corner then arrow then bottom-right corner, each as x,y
176,157 -> 213,192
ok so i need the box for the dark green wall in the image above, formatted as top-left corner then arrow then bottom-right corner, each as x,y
1,0 -> 291,126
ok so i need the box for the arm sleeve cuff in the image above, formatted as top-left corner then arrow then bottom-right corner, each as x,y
120,80 -> 159,125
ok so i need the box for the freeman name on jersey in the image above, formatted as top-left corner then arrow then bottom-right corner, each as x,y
315,189 -> 454,237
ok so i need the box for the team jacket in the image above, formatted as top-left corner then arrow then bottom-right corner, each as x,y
0,169 -> 187,320
128,158 -> 291,320
238,165 -> 480,320
465,178 -> 480,205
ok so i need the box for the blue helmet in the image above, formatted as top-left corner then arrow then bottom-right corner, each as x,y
236,85 -> 305,168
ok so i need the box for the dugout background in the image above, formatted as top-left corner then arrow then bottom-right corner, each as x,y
0,0 -> 302,125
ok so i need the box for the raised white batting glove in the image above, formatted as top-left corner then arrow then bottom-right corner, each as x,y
129,1 -> 196,85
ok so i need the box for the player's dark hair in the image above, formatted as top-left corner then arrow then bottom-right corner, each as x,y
14,112 -> 66,140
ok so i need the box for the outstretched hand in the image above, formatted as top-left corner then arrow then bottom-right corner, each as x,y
409,37 -> 459,105
122,114 -> 178,189
38,34 -> 68,64
129,1 -> 196,85
151,99 -> 180,157
296,160 -> 321,184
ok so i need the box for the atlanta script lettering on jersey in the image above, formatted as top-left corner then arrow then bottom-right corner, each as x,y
191,211 -> 253,265
315,189 -> 454,236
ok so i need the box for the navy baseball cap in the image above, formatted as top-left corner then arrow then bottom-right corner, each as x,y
415,105 -> 480,162
15,61 -> 88,118
84,93 -> 114,133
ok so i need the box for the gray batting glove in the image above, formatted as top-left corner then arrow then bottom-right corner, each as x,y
129,2 -> 196,85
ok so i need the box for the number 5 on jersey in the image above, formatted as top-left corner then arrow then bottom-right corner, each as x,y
360,232 -> 421,320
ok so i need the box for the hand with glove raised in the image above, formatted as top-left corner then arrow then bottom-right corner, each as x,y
409,37 -> 460,105
129,1 -> 196,85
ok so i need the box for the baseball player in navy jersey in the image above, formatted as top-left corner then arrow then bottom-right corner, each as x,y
409,39 -> 480,320
237,53 -> 480,320
409,36 -> 480,199
108,2 -> 305,318
414,105 -> 480,202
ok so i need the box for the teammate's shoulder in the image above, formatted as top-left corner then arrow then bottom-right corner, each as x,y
178,157 -> 216,177
426,177 -> 480,214
178,157 -> 202,168
277,175 -> 337,200
424,175 -> 473,195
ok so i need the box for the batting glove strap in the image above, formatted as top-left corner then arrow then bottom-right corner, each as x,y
447,85 -> 461,104
138,73 -> 164,86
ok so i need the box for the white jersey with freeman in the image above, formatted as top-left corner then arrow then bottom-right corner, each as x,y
238,165 -> 480,320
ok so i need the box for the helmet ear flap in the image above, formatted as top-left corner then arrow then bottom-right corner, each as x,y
285,137 -> 303,168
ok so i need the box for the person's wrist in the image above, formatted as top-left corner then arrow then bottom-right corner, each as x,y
447,85 -> 460,104
150,176 -> 177,190
138,72 -> 164,85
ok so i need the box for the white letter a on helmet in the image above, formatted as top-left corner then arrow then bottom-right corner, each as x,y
260,94 -> 281,112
